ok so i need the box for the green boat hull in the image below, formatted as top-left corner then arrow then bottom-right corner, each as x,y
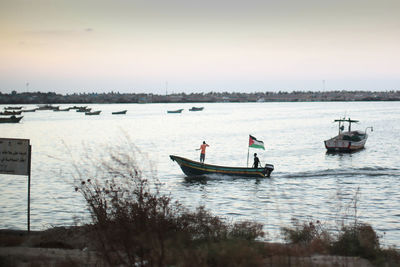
170,155 -> 274,178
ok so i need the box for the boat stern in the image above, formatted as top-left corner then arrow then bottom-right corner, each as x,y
263,164 -> 274,177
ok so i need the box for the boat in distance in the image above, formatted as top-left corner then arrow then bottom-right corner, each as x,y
53,107 -> 71,112
0,115 -> 23,123
167,109 -> 183,113
112,110 -> 127,115
0,110 -> 22,115
76,107 -> 91,112
21,108 -> 37,112
69,105 -> 88,110
37,104 -> 59,110
189,107 -> 204,111
4,106 -> 23,110
324,118 -> 373,152
85,110 -> 101,115
170,155 -> 274,178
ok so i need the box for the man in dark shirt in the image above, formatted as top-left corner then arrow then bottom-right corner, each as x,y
253,153 -> 260,168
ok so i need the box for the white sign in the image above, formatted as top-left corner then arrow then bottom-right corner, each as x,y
0,138 -> 30,176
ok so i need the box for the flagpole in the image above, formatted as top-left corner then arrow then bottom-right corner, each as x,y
247,146 -> 250,167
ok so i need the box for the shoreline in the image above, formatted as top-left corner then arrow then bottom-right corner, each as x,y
1,90 -> 400,104
0,227 -> 378,266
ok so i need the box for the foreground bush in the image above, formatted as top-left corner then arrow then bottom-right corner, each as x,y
71,141 -> 399,266
281,219 -> 400,266
73,142 -> 265,266
331,223 -> 380,259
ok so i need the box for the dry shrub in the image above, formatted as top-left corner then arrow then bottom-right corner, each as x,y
72,140 -> 265,266
331,223 -> 380,260
377,247 -> 400,267
281,187 -> 400,264
281,217 -> 400,265
281,218 -> 331,253
230,221 -> 265,241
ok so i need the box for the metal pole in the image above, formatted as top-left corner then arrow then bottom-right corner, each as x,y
246,146 -> 250,167
27,145 -> 32,233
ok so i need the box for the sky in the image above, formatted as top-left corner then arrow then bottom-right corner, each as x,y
0,0 -> 399,94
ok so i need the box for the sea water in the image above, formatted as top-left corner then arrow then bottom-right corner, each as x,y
0,101 -> 399,246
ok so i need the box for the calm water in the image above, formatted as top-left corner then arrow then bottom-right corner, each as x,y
1,102 -> 399,246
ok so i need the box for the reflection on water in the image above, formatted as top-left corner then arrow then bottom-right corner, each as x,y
325,148 -> 364,155
183,174 -> 264,185
0,102 -> 400,246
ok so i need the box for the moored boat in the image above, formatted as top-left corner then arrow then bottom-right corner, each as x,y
324,118 -> 373,152
0,115 -> 23,123
21,108 -> 38,112
37,105 -> 59,110
69,106 -> 87,110
189,107 -> 204,111
170,155 -> 274,178
167,109 -> 183,113
77,107 -> 91,112
53,107 -> 70,112
4,106 -> 23,110
112,110 -> 127,115
0,110 -> 22,115
85,110 -> 101,115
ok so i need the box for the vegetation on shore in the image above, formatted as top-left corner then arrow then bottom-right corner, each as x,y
1,90 -> 400,104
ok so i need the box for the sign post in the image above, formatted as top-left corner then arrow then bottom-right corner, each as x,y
0,138 -> 31,232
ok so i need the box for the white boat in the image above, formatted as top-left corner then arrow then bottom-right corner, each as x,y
324,118 -> 373,152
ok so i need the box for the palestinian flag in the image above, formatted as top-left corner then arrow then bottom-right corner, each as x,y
249,135 -> 265,150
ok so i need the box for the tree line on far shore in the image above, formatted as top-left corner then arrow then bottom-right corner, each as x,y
1,90 -> 400,104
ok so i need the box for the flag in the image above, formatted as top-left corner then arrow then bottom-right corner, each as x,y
249,135 -> 265,150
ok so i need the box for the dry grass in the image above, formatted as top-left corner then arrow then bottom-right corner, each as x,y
281,219 -> 400,266
71,141 -> 268,266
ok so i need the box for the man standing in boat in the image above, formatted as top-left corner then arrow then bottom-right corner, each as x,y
197,141 -> 209,163
253,153 -> 260,168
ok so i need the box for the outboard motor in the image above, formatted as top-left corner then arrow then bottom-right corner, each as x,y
263,164 -> 274,177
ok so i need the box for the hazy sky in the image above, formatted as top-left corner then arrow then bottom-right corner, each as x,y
1,0 -> 399,94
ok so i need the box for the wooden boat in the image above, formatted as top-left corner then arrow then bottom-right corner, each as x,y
77,107 -> 91,112
21,108 -> 37,112
85,110 -> 101,115
69,106 -> 87,110
189,107 -> 204,111
0,110 -> 22,115
37,105 -> 59,110
170,155 -> 274,178
112,110 -> 127,115
167,109 -> 184,114
0,115 -> 23,123
5,106 -> 23,110
53,108 -> 70,112
324,118 -> 373,152
4,106 -> 23,110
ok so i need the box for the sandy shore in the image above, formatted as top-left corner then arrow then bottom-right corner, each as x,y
0,227 -> 375,267
0,227 -> 105,266
0,247 -> 101,266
